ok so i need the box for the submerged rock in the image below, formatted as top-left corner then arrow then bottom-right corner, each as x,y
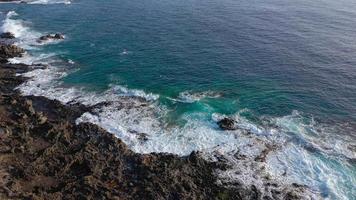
137,132 -> 148,142
38,33 -> 65,42
217,117 -> 237,130
0,32 -> 15,39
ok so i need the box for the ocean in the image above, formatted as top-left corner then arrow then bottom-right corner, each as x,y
1,0 -> 355,199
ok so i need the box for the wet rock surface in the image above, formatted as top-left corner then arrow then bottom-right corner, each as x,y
0,32 -> 15,39
37,33 -> 65,42
0,43 -> 312,199
217,117 -> 237,130
0,44 -> 24,63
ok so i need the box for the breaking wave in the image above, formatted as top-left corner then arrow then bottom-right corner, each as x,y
172,90 -> 222,103
1,11 -> 40,48
5,0 -> 72,5
27,0 -> 71,4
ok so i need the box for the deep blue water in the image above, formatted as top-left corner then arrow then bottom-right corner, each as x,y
1,0 -> 356,199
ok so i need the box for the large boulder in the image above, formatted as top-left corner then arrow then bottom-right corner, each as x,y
0,44 -> 25,63
37,33 -> 65,42
217,117 -> 237,130
0,32 -> 15,39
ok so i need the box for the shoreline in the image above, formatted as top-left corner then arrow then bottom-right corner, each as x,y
0,40 -> 311,200
0,45 -> 241,199
0,9 -> 314,198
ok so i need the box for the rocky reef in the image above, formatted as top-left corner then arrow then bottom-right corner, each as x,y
0,32 -> 313,199
37,33 -> 65,43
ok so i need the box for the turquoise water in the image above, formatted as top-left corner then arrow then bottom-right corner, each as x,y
1,0 -> 356,199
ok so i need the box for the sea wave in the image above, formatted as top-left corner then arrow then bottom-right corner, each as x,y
108,85 -> 159,102
170,90 -> 222,103
1,11 -> 40,47
1,11 -> 66,49
20,0 -> 71,5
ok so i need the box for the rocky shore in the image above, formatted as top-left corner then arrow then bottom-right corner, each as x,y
0,34 -> 312,200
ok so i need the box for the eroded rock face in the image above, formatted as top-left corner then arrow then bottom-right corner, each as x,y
217,117 -> 237,130
0,44 -> 24,63
38,33 -> 65,42
0,32 -> 15,39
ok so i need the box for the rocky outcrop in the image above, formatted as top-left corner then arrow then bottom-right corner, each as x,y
0,44 -> 24,57
37,33 -> 65,42
217,117 -> 237,130
0,44 -> 24,63
0,32 -> 15,39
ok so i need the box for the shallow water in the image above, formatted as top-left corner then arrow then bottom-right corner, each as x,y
1,0 -> 355,199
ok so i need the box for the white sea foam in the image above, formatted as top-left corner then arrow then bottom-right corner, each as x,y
119,49 -> 131,55
109,85 -> 159,102
1,11 -> 66,49
68,59 -> 75,64
263,112 -> 355,199
266,141 -> 355,199
1,11 -> 42,49
274,111 -> 355,160
78,109 -> 239,155
171,91 -> 222,103
9,52 -> 57,65
26,0 -> 71,5
0,0 -> 70,4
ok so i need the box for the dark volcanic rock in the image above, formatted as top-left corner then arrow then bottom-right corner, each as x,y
0,32 -> 15,39
0,80 -> 238,199
0,44 -> 24,56
217,117 -> 237,130
0,44 -> 24,63
0,63 -> 28,94
38,33 -> 65,42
